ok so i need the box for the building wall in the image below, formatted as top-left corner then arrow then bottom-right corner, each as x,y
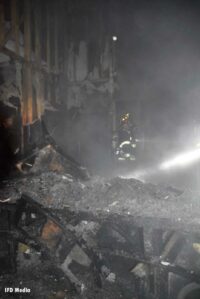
0,0 -> 117,170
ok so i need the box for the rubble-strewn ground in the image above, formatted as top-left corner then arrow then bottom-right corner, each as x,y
1,146 -> 200,299
5,168 -> 200,230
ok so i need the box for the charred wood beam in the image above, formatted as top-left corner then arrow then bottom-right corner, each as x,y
132,258 -> 200,298
0,203 -> 19,274
152,232 -> 186,298
35,1 -> 41,67
11,0 -> 19,55
159,262 -> 200,285
137,227 -> 145,258
46,2 -> 53,104
153,266 -> 168,299
53,2 -> 59,105
160,232 -> 185,263
34,0 -> 44,119
46,4 -> 51,73
24,0 -> 31,62
23,0 -> 32,124
151,229 -> 163,257
130,256 -> 200,286
15,194 -> 102,292
0,0 -> 59,76
0,0 -> 24,50
54,2 -> 59,73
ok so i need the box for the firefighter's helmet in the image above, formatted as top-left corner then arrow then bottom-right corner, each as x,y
121,113 -> 130,124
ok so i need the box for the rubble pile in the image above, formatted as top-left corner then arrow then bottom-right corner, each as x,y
8,155 -> 200,228
2,146 -> 200,299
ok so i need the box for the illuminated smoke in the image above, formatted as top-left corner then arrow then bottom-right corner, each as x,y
160,148 -> 200,170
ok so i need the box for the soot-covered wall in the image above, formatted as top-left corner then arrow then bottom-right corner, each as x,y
51,0 -> 119,173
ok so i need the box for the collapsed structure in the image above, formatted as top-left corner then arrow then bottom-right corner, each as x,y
0,146 -> 200,299
1,1 -> 200,299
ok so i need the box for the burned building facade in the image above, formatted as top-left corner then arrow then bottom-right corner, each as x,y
0,0 -> 119,172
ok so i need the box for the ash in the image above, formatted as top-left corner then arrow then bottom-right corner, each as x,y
5,144 -> 200,230
1,145 -> 200,299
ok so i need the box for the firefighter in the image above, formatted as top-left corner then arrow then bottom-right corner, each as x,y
116,113 -> 136,161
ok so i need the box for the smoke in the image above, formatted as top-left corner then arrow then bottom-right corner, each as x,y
49,99 -> 113,176
118,1 -> 200,137
113,1 -> 199,168
52,0 -> 200,184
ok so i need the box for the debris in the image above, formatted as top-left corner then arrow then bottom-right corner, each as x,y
0,197 -> 11,202
101,265 -> 110,277
29,145 -> 89,180
131,263 -> 148,278
2,146 -> 200,299
68,244 -> 91,267
106,273 -> 116,283
41,219 -> 62,249
18,243 -> 30,253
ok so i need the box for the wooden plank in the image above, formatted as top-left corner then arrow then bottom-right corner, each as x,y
11,0 -> 19,55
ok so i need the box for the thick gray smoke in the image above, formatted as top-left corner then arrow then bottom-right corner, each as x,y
113,1 -> 200,188
50,0 -> 200,187
120,1 -> 200,135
